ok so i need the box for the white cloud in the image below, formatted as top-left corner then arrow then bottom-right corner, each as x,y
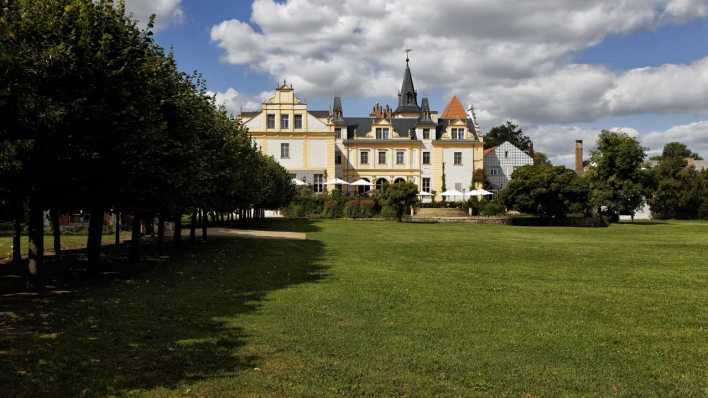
124,0 -> 184,31
207,88 -> 270,116
526,122 -> 708,168
210,0 -> 708,125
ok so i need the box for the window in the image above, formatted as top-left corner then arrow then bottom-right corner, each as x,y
280,114 -> 289,129
454,152 -> 462,165
455,183 -> 462,191
335,127 -> 342,139
490,168 -> 498,176
451,128 -> 464,140
313,174 -> 324,193
267,114 -> 275,129
396,151 -> 405,165
360,151 -> 369,165
280,143 -> 290,159
505,151 -> 509,158
423,128 -> 430,139
335,150 -> 342,165
375,128 -> 389,140
423,151 -> 431,165
294,114 -> 302,129
378,151 -> 386,165
422,177 -> 431,193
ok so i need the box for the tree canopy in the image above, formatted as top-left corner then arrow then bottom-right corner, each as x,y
649,142 -> 707,219
0,0 -> 294,284
585,130 -> 649,218
501,164 -> 588,218
484,121 -> 533,154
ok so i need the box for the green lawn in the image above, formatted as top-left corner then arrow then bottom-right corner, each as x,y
1,220 -> 707,397
0,233 -> 130,260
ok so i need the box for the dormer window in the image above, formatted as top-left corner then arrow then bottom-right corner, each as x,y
423,129 -> 430,140
375,128 -> 389,140
451,128 -> 464,140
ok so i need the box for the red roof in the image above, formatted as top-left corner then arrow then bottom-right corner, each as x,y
484,147 -> 496,156
441,96 -> 467,119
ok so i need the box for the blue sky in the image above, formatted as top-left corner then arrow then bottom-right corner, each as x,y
128,0 -> 708,165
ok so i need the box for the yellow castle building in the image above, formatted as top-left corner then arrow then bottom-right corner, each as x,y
238,58 -> 484,201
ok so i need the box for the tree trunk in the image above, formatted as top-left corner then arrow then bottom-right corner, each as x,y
87,206 -> 104,270
173,213 -> 182,246
157,213 -> 165,255
114,211 -> 121,246
129,212 -> 141,263
201,209 -> 208,241
27,201 -> 44,288
50,208 -> 61,261
190,211 -> 196,241
11,199 -> 22,266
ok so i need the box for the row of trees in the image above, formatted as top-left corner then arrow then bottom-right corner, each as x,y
0,0 -> 294,285
501,130 -> 708,220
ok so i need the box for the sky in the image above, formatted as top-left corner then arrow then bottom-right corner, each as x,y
124,0 -> 708,166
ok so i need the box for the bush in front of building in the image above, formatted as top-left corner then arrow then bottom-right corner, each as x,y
282,187 -> 325,218
480,201 -> 506,216
380,205 -> 397,219
344,199 -> 376,218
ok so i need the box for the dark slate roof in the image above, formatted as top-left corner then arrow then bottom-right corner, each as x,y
240,111 -> 259,118
309,110 -> 330,118
395,61 -> 421,114
343,117 -> 418,139
332,97 -> 346,125
417,97 -> 435,126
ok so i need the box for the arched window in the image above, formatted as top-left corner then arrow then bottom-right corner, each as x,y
394,177 -> 406,184
376,178 -> 389,191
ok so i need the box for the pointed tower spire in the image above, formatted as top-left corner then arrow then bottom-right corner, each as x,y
331,96 -> 345,124
395,51 -> 420,114
418,97 -> 433,124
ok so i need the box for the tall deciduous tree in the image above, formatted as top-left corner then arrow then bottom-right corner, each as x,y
586,130 -> 649,220
484,121 -> 533,154
649,142 -> 705,219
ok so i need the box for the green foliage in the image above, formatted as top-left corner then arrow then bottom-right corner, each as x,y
484,121 -> 532,153
378,181 -> 419,221
585,130 -> 649,219
282,187 -> 323,218
343,199 -> 375,218
502,164 -> 589,218
480,201 -> 506,216
533,151 -> 551,166
0,0 -> 295,266
379,205 -> 397,219
662,142 -> 703,160
649,142 -> 707,219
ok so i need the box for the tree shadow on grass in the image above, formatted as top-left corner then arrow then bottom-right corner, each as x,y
0,224 -> 327,397
232,218 -> 323,233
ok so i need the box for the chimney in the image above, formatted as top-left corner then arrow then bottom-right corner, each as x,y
575,140 -> 584,175
528,142 -> 534,156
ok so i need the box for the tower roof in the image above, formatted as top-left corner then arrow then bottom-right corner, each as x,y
418,97 -> 434,125
395,58 -> 420,114
332,96 -> 345,124
441,96 -> 467,119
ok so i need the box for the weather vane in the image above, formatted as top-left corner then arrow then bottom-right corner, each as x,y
405,48 -> 412,63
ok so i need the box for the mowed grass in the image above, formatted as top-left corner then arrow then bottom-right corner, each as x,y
1,220 -> 707,397
0,233 -> 131,260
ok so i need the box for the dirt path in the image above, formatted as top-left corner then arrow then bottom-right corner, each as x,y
194,228 -> 307,240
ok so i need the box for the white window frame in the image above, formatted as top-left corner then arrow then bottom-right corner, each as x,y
313,174 -> 324,193
280,143 -> 290,159
335,127 -> 342,139
280,114 -> 289,129
294,114 -> 302,129
360,151 -> 369,165
454,151 -> 462,165
422,177 -> 431,193
396,150 -> 405,165
423,151 -> 431,165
